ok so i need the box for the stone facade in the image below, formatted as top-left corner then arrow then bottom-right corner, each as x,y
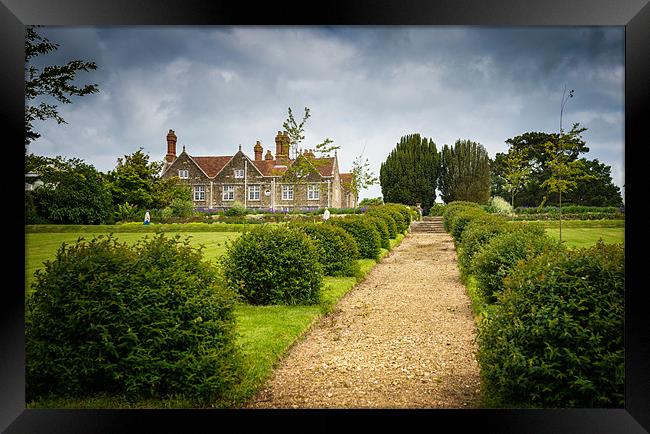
161,129 -> 357,211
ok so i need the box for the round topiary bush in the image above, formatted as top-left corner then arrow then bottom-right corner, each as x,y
221,225 -> 323,305
472,229 -> 564,301
366,208 -> 398,239
478,241 -> 624,408
366,215 -> 390,249
327,216 -> 382,260
292,222 -> 360,277
26,234 -> 242,405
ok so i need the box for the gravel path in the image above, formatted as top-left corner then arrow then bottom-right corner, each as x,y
245,231 -> 482,409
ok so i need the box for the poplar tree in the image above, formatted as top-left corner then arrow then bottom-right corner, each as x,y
439,139 -> 491,204
379,134 -> 440,213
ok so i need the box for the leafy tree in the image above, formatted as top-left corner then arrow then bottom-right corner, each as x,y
379,133 -> 440,213
564,159 -> 623,207
541,124 -> 595,241
282,107 -> 339,158
107,148 -> 188,210
439,139 -> 491,204
28,155 -> 113,224
25,26 -> 99,148
350,154 -> 378,201
500,147 -> 531,208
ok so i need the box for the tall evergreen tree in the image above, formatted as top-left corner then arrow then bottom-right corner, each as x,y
439,139 -> 491,204
379,134 -> 440,213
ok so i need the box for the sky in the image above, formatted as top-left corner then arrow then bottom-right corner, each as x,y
27,26 -> 625,203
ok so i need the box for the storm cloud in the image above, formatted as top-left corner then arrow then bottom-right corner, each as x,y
27,26 -> 625,201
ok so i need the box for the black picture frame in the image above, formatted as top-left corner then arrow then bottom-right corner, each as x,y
2,0 -> 648,432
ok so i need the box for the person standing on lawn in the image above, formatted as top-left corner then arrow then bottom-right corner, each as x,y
144,210 -> 151,225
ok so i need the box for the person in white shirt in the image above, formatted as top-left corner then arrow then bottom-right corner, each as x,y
323,208 -> 331,221
144,210 -> 151,225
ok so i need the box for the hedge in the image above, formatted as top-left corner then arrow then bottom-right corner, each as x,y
478,242 -> 624,408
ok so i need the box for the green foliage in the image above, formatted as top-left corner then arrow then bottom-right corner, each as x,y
484,196 -> 514,216
224,201 -> 248,217
379,134 -> 440,213
384,203 -> 413,229
472,226 -> 563,301
221,225 -> 323,305
439,140 -> 491,204
106,149 -> 163,210
359,197 -> 384,207
25,26 -> 99,147
291,222 -> 361,277
449,207 -> 487,243
478,242 -> 624,408
442,201 -> 482,232
115,202 -> 140,223
366,215 -> 390,249
427,203 -> 446,216
26,234 -> 242,405
365,208 -> 398,238
326,216 -> 382,260
28,156 -> 113,224
458,214 -> 509,271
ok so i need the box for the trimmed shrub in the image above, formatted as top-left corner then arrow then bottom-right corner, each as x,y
221,225 -> 323,305
292,222 -> 361,277
224,201 -> 248,217
366,215 -> 390,249
383,207 -> 409,233
366,208 -> 398,239
428,203 -> 446,216
449,207 -> 487,243
384,203 -> 412,229
478,242 -> 624,408
26,234 -> 242,405
472,229 -> 564,301
442,201 -> 482,232
327,216 -> 382,260
458,214 -> 509,271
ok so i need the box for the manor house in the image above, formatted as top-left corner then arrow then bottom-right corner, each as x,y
160,129 -> 357,211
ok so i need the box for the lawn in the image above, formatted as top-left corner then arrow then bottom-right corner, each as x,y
25,226 -> 406,408
545,227 -> 624,248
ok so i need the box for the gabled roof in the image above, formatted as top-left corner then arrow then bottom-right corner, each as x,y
191,156 -> 233,178
181,152 -> 337,179
340,173 -> 354,190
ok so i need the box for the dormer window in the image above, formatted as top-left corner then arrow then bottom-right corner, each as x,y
234,169 -> 244,178
178,169 -> 189,179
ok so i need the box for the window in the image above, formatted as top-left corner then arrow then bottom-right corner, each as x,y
248,185 -> 260,201
178,169 -> 189,179
223,185 -> 235,201
234,169 -> 244,178
281,185 -> 293,200
308,184 -> 320,200
193,185 -> 205,201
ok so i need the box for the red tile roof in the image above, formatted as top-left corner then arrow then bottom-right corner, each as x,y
191,156 -> 232,178
188,153 -> 336,179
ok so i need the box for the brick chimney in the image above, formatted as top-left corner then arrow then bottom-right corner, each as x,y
254,140 -> 263,161
265,150 -> 273,160
275,131 -> 288,165
166,129 -> 177,163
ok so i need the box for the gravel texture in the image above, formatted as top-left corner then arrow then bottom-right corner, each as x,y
245,232 -> 482,409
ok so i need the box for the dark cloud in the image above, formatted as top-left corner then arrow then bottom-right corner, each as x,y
26,26 -> 624,201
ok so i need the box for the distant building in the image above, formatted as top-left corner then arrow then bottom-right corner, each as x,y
161,129 -> 357,211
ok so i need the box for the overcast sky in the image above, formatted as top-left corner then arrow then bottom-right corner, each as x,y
27,26 -> 625,202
